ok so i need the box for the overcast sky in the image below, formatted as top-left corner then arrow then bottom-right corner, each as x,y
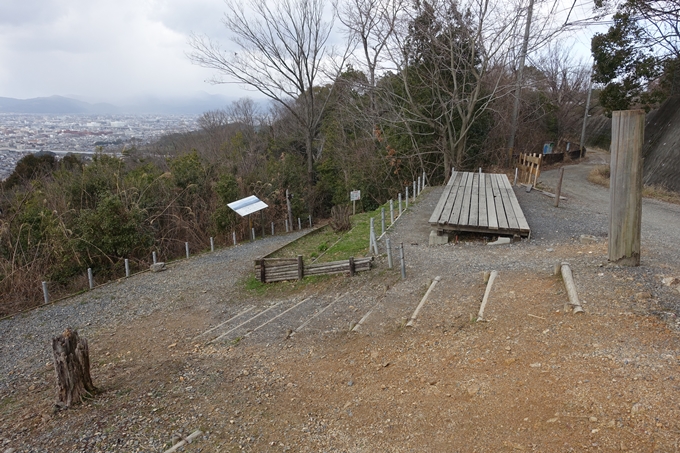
0,0 -> 260,103
0,0 -> 604,105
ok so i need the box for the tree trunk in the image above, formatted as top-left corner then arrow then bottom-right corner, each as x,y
52,328 -> 96,407
306,133 -> 314,189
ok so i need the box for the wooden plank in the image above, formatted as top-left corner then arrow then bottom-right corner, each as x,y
440,172 -> 470,225
499,173 -> 521,231
491,174 -> 509,230
485,173 -> 498,230
495,174 -> 520,231
428,171 -> 458,224
468,172 -> 479,227
456,172 -> 475,226
437,172 -> 464,225
498,173 -> 530,233
478,173 -> 488,228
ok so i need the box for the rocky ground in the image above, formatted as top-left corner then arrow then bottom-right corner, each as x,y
1,149 -> 680,452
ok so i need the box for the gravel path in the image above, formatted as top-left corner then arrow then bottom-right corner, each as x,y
0,231 -> 307,391
538,148 -> 680,268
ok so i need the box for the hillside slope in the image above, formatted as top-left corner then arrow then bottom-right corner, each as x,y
643,95 -> 680,192
584,96 -> 680,192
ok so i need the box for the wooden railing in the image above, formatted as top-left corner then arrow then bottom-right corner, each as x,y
254,256 -> 373,283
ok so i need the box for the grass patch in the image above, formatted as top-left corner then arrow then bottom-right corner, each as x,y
244,275 -> 268,294
239,199 -> 412,294
268,204 -> 398,263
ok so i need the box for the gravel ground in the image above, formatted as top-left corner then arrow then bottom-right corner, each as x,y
0,230 -> 307,392
2,150 -> 680,452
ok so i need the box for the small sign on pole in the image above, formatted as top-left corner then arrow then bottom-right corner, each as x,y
350,190 -> 361,215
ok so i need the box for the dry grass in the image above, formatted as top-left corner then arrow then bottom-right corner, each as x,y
643,184 -> 680,204
588,165 -> 680,204
588,165 -> 610,188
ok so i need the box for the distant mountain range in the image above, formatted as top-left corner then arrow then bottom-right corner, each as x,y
0,93 -> 245,115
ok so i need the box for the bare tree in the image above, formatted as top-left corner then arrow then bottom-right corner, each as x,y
336,0 -> 405,113
385,0 -> 524,175
529,43 -> 591,145
189,0 -> 347,194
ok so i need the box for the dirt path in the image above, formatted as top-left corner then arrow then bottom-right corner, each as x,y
2,158 -> 680,452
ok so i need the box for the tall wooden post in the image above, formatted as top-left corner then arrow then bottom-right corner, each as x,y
609,110 -> 644,266
286,189 -> 294,234
554,167 -> 564,208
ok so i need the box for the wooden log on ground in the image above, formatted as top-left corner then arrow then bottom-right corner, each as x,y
52,328 -> 96,408
406,276 -> 441,327
560,263 -> 585,314
477,270 -> 498,321
164,430 -> 203,453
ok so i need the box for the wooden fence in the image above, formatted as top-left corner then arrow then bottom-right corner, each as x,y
254,256 -> 373,283
518,153 -> 542,186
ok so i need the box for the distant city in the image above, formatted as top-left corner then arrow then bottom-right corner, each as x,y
0,113 -> 200,180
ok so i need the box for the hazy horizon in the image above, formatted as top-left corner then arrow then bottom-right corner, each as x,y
0,0 -> 603,105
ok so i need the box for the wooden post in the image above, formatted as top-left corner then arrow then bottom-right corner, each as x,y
185,242 -> 190,259
261,210 -> 265,238
256,258 -> 267,283
554,167 -> 564,208
52,328 -> 96,407
286,189 -> 293,233
386,237 -> 393,268
349,257 -> 355,277
297,255 -> 304,280
399,242 -> 406,279
210,237 -> 214,252
42,281 -> 49,304
381,208 -> 386,235
609,110 -> 644,266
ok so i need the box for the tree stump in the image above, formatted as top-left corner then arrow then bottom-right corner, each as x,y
52,328 -> 96,407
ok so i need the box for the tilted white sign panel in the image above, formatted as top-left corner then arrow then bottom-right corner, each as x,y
227,195 -> 268,217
